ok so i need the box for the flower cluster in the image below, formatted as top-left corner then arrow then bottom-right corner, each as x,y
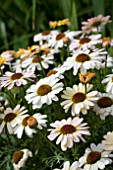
0,15 -> 113,169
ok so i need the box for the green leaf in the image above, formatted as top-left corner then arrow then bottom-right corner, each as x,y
92,0 -> 105,15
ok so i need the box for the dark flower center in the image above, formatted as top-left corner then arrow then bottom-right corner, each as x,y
27,116 -> 38,128
72,92 -> 86,103
87,151 -> 101,164
97,97 -> 113,108
12,150 -> 24,164
79,37 -> 91,44
10,73 -> 23,80
76,53 -> 90,62
37,84 -> 52,96
47,70 -> 57,77
42,31 -> 50,36
22,116 -> 30,127
60,124 -> 76,134
92,21 -> 102,27
32,56 -> 43,63
56,33 -> 65,40
4,112 -> 16,122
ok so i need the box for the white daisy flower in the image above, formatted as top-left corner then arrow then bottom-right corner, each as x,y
48,117 -> 90,151
46,65 -> 66,79
54,161 -> 82,170
21,48 -> 58,71
33,30 -> 59,45
102,74 -> 113,94
81,15 -> 111,34
0,69 -> 35,90
69,34 -> 102,51
63,49 -> 106,75
12,148 -> 32,170
48,30 -> 80,49
79,143 -> 112,170
61,83 -> 98,116
25,76 -> 63,109
93,92 -> 113,119
0,105 -> 28,134
14,113 -> 47,138
102,131 -> 113,151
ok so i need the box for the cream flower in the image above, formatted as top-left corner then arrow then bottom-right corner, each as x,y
21,48 -> 57,71
54,161 -> 82,170
14,113 -> 47,138
33,30 -> 59,45
48,117 -> 90,151
48,30 -> 81,49
0,105 -> 28,134
79,143 -> 112,170
25,76 -> 63,109
102,74 -> 113,94
81,15 -> 111,34
69,34 -> 102,51
63,49 -> 106,75
102,131 -> 113,151
93,92 -> 113,119
0,69 -> 35,90
12,149 -> 32,170
61,83 -> 98,116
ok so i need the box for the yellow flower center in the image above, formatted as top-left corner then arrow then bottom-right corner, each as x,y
97,97 -> 113,108
10,73 -> 23,80
42,31 -> 50,36
47,70 -> 57,77
79,37 -> 91,44
4,112 -> 16,122
87,151 -> 101,164
37,84 -> 52,96
12,150 -> 24,164
60,124 -> 76,134
0,56 -> 6,66
76,53 -> 90,63
56,33 -> 65,40
72,92 -> 86,103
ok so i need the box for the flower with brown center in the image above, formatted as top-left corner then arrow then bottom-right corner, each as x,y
61,83 -> 98,116
79,143 -> 112,169
14,113 -> 47,138
25,76 -> 63,109
48,117 -> 90,151
93,92 -> 113,120
0,105 -> 28,134
12,149 -> 32,170
0,69 -> 35,90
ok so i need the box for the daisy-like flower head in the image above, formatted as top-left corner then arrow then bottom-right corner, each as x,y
102,74 -> 113,94
0,105 -> 28,134
48,117 -> 90,151
79,143 -> 112,170
12,148 -> 32,170
21,47 -> 58,71
33,30 -> 59,45
25,76 -> 63,109
0,69 -> 35,90
14,113 -> 47,138
69,34 -> 102,51
102,131 -> 113,151
63,48 -> 106,75
93,92 -> 113,119
81,15 -> 111,34
0,50 -> 13,71
46,65 -> 66,79
61,83 -> 98,116
54,161 -> 82,170
48,30 -> 81,49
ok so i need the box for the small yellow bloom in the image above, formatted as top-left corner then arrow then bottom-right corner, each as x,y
79,72 -> 96,83
49,21 -> 57,28
102,37 -> 111,48
0,56 -> 6,66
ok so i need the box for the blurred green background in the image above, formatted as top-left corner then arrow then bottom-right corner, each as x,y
0,0 -> 113,52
